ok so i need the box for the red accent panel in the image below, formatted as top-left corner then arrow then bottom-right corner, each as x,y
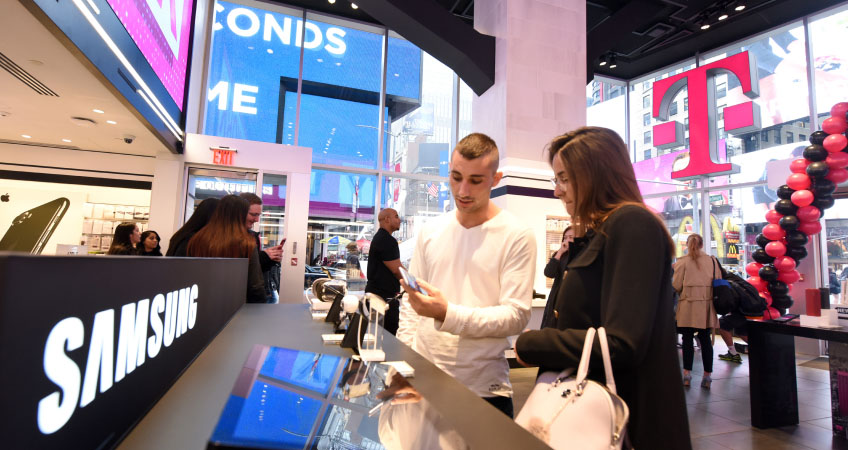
724,102 -> 755,131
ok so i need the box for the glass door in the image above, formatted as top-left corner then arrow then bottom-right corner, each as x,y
184,167 -> 258,223
258,172 -> 287,248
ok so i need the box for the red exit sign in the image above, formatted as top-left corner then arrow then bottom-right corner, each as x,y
210,147 -> 237,166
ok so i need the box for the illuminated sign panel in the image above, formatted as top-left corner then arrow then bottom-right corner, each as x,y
203,1 -> 421,158
652,51 -> 761,179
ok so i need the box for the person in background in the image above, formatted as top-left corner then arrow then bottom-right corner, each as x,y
166,197 -> 220,257
187,195 -> 265,303
345,241 -> 365,290
107,222 -> 140,255
367,208 -> 405,335
830,267 -> 842,304
541,225 -> 574,329
398,133 -> 537,418
239,193 -> 283,302
137,230 -> 162,256
673,234 -> 718,389
513,127 -> 690,449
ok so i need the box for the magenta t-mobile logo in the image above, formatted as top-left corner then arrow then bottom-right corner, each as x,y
652,51 -> 761,179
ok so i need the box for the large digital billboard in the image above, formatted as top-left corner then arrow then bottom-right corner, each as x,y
106,0 -> 194,110
27,0 -> 193,151
204,1 -> 422,166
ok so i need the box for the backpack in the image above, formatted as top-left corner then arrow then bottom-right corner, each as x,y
723,268 -> 767,316
711,257 -> 737,315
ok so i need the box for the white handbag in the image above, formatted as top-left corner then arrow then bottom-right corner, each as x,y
515,327 -> 630,450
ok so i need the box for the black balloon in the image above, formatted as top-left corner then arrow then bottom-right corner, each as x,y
776,185 -> 795,200
759,265 -> 779,282
810,130 -> 828,145
774,199 -> 798,215
812,179 -> 837,196
814,195 -> 835,210
771,295 -> 793,309
756,233 -> 770,249
787,246 -> 808,261
804,144 -> 828,162
752,248 -> 775,264
785,230 -> 808,247
767,280 -> 789,296
778,215 -> 800,231
806,161 -> 830,178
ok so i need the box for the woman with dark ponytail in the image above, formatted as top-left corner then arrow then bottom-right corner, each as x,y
673,233 -> 719,389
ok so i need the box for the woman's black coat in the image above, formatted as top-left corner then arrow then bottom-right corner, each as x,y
515,205 -> 691,450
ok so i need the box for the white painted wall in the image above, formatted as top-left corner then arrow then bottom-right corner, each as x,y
0,142 -> 155,180
183,133 -> 313,303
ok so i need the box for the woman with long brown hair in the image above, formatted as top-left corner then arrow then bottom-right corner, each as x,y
107,222 -> 140,255
673,233 -> 719,389
187,195 -> 265,303
514,127 -> 691,449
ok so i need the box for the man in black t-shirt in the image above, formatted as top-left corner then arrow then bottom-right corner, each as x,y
366,208 -> 404,334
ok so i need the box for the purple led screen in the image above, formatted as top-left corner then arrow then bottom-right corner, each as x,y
106,0 -> 193,109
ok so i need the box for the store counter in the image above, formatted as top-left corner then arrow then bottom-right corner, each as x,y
118,303 -> 550,449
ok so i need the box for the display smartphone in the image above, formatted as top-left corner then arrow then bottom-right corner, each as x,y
0,197 -> 69,254
398,266 -> 427,295
772,314 -> 799,323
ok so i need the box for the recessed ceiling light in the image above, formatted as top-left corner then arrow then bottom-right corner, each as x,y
106,120 -> 117,125
267,48 -> 273,54
599,60 -> 607,67
62,139 -> 72,143
21,134 -> 31,139
93,109 -> 104,114
735,5 -> 745,11
328,0 -> 335,3
718,14 -> 728,21
394,73 -> 399,77
28,59 -> 44,66
351,3 -> 358,9
700,23 -> 710,30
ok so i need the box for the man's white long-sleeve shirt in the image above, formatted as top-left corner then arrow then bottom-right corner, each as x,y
397,210 -> 536,397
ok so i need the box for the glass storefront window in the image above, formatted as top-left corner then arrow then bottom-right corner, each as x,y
204,1 -> 303,143
306,170 -> 376,275
586,78 -> 627,139
628,60 -> 695,162
381,176 -> 450,266
458,79 -> 473,141
384,46 -> 450,174
300,13 -> 384,168
700,22 -> 810,158
810,4 -> 848,122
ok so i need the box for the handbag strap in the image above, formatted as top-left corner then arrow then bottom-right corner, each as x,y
575,327 -> 618,394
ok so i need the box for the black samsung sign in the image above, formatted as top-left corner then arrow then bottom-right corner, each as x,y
0,255 -> 247,449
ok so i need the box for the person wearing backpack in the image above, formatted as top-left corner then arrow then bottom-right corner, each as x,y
673,234 -> 719,389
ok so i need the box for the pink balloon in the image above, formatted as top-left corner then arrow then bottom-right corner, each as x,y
826,151 -> 848,169
831,102 -> 848,119
746,262 -> 763,277
791,190 -> 814,207
748,276 -> 767,292
787,173 -> 811,190
773,256 -> 796,272
799,220 -> 822,236
762,223 -> 786,241
824,134 -> 848,153
796,205 -> 821,222
778,270 -> 801,284
765,209 -> 783,224
823,117 -> 848,135
765,241 -> 787,257
826,168 -> 848,184
790,158 -> 810,173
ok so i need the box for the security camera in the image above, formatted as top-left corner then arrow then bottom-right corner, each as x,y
123,134 -> 135,144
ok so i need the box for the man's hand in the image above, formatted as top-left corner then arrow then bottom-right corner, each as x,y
400,278 -> 447,322
263,244 -> 283,262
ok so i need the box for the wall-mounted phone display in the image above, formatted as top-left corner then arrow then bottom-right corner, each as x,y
0,197 -> 70,254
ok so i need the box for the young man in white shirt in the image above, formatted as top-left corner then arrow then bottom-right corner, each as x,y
397,133 -> 537,417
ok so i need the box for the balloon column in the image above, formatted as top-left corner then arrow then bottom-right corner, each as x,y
745,102 -> 848,319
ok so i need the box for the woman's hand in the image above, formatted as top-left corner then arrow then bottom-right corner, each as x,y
554,240 -> 569,259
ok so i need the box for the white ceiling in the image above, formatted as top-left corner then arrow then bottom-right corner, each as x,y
0,1 -> 171,157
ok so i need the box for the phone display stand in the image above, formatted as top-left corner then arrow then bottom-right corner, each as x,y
359,293 -> 387,362
324,293 -> 345,329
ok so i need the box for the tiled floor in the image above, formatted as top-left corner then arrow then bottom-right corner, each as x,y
509,344 -> 848,449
